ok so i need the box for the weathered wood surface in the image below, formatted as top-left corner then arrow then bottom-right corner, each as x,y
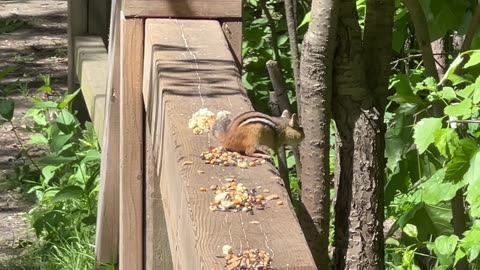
119,14 -> 144,270
122,0 -> 242,18
96,0 -> 120,264
145,123 -> 174,269
220,19 -> 242,70
143,19 -> 317,269
74,36 -> 107,141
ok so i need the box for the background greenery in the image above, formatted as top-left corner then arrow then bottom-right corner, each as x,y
0,0 -> 480,268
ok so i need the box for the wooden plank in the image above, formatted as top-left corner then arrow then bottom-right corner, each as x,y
145,124 -> 174,269
143,19 -> 317,269
220,19 -> 242,70
119,14 -> 144,270
96,0 -> 121,264
74,36 -> 108,141
122,0 -> 242,18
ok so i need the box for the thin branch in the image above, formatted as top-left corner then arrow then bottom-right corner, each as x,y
462,1 -> 480,52
401,0 -> 439,80
260,0 -> 282,67
390,52 -> 458,65
448,119 -> 480,124
284,0 -> 302,117
266,60 -> 303,184
269,92 -> 290,197
9,122 -> 40,171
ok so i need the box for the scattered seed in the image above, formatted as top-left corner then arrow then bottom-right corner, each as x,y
200,187 -> 207,192
276,200 -> 284,206
222,247 -> 274,269
265,194 -> 279,201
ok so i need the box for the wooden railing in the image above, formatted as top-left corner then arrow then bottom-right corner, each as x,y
68,0 -> 317,269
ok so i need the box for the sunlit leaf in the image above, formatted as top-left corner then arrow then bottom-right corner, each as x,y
444,98 -> 473,118
403,224 -> 418,238
420,169 -> 464,204
0,99 -> 14,121
434,128 -> 460,158
413,117 -> 442,154
50,185 -> 83,203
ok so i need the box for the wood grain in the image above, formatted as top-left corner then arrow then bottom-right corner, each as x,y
220,19 -> 243,70
145,122 -> 174,269
74,36 -> 108,141
96,0 -> 121,264
119,14 -> 144,270
122,0 -> 242,18
143,19 -> 317,269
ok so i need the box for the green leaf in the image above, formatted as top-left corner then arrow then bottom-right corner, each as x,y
388,202 -> 453,240
27,134 -> 48,145
385,237 -> 400,246
440,52 -> 468,85
41,165 -> 59,185
444,98 -> 473,118
434,128 -> 460,158
56,110 -> 76,134
457,84 -> 476,99
50,185 -> 83,203
51,133 -> 73,153
420,169 -> 464,204
460,226 -> 480,262
39,154 -> 76,165
454,248 -> 466,266
32,101 -> 58,109
445,139 -> 479,183
413,118 -> 443,154
434,235 -> 458,256
433,235 -> 458,266
81,149 -> 101,163
466,151 -> 480,217
464,50 -> 480,69
403,224 -> 418,238
297,11 -> 311,29
0,99 -> 14,121
438,87 -> 457,101
57,89 -> 80,109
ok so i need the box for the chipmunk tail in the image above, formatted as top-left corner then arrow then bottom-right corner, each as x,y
211,111 -> 231,141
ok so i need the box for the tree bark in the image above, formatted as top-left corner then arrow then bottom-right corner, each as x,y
284,0 -> 302,115
333,0 -> 393,268
299,0 -> 338,267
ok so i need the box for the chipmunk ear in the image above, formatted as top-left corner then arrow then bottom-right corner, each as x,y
289,113 -> 299,127
281,110 -> 290,118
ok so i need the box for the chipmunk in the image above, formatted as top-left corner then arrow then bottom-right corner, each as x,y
212,110 -> 304,158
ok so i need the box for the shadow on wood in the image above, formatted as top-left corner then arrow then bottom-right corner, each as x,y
142,19 -> 317,269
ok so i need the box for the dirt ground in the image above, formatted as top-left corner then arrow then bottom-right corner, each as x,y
0,0 -> 67,265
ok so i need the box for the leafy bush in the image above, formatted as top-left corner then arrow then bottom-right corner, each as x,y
0,70 -> 102,269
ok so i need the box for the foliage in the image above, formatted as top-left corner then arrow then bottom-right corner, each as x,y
385,47 -> 480,268
0,73 -> 102,269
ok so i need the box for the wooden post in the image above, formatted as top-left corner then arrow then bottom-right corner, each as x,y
119,13 -> 144,270
96,0 -> 120,264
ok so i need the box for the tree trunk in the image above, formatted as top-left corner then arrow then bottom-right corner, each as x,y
333,0 -> 393,268
299,0 -> 338,267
